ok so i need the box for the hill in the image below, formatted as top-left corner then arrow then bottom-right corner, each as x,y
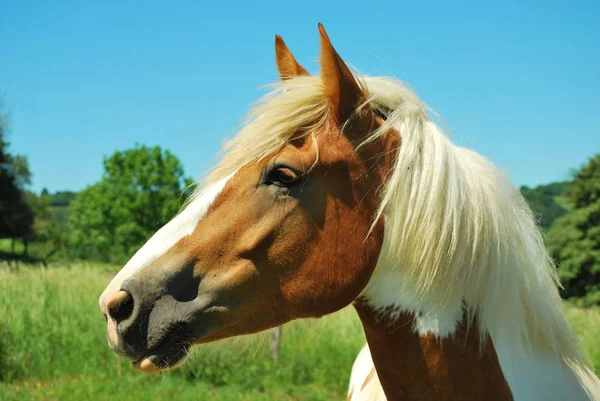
46,190 -> 77,229
520,181 -> 568,229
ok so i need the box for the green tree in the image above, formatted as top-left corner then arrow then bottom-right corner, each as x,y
69,145 -> 191,263
548,154 -> 600,306
0,113 -> 34,252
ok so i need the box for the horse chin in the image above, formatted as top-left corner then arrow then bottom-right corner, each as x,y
133,353 -> 188,373
130,326 -> 195,373
130,328 -> 226,373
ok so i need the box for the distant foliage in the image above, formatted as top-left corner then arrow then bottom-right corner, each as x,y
48,191 -> 77,207
45,190 -> 77,230
22,191 -> 68,262
69,145 -> 192,263
521,182 -> 568,229
548,154 -> 600,306
24,191 -> 53,240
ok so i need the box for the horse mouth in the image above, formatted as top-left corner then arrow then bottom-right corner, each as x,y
131,325 -> 194,373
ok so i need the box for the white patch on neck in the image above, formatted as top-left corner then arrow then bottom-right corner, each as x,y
99,172 -> 236,310
359,239 -> 462,339
413,307 -> 463,338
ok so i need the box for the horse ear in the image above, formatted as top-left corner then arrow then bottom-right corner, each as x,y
275,35 -> 309,80
318,23 -> 366,125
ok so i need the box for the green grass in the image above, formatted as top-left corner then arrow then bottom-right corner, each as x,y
564,304 -> 600,373
0,263 -> 365,401
1,263 -> 599,401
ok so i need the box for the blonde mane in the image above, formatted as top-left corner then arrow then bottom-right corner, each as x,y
192,74 -> 599,398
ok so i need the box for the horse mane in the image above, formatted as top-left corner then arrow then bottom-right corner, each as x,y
191,74 -> 598,394
197,76 -> 331,190
361,77 -> 599,394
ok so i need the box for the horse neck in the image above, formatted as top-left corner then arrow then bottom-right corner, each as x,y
353,127 -> 511,399
353,117 -> 599,401
355,252 -> 599,401
353,301 -> 513,401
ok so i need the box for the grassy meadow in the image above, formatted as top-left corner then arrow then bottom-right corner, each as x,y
1,263 -> 599,401
0,263 -> 366,401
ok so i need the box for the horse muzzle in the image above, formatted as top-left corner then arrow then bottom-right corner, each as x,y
100,274 -> 218,372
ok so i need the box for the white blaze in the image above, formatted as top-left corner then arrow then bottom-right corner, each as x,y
99,172 -> 236,311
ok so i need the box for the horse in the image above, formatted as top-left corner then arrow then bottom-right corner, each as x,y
99,24 -> 600,400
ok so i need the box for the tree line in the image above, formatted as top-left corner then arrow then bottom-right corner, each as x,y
1,114 -> 599,305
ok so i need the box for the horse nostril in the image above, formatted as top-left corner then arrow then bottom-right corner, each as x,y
106,290 -> 134,324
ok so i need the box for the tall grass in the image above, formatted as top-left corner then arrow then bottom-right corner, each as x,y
564,304 -> 600,373
0,263 -> 365,401
0,264 -> 599,401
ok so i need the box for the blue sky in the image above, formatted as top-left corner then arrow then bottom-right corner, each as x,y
1,0 -> 598,193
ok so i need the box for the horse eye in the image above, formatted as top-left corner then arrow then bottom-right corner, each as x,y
267,166 -> 299,187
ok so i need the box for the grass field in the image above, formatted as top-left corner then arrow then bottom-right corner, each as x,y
1,263 -> 599,401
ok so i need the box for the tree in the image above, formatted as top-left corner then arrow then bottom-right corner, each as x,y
0,113 -> 34,251
547,154 -> 600,306
69,145 -> 192,263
